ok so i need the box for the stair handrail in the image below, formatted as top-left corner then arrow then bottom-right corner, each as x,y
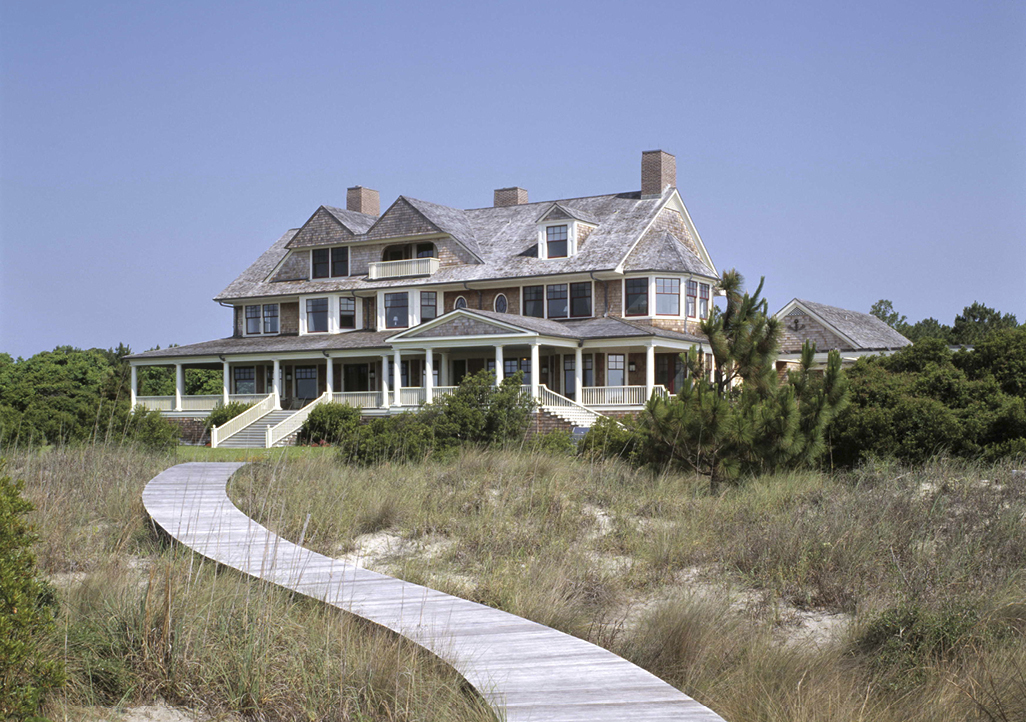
538,385 -> 601,421
210,393 -> 276,448
265,391 -> 330,448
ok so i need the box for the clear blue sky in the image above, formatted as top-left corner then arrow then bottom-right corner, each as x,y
2,1 -> 1023,359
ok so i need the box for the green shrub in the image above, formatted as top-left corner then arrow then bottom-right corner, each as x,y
343,413 -> 435,465
527,429 -> 576,455
124,406 -> 180,450
578,416 -> 642,463
300,403 -> 361,445
205,400 -> 254,430
429,370 -> 534,447
0,463 -> 64,718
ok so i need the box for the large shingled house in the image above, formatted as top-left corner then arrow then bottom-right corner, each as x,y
128,151 -> 721,446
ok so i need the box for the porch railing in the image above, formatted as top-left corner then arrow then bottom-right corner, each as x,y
367,257 -> 440,280
330,391 -> 382,408
580,385 -> 666,407
539,385 -> 594,413
180,395 -> 222,411
136,396 -> 174,411
431,386 -> 459,401
230,393 -> 268,405
266,392 -> 330,447
211,393 -> 276,448
400,388 -> 426,406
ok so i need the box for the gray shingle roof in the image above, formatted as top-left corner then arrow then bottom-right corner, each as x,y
214,189 -> 690,302
536,202 -> 601,225
126,330 -> 395,360
323,205 -> 377,234
622,230 -> 716,275
793,299 -> 912,350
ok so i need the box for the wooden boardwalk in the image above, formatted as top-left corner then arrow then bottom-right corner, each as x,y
143,462 -> 726,721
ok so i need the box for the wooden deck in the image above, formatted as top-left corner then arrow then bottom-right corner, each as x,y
142,462 -> 726,721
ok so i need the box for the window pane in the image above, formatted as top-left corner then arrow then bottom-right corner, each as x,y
421,291 -> 437,321
245,305 -> 261,334
494,294 -> 507,313
234,367 -> 256,394
583,354 -> 594,387
608,354 -> 625,386
699,283 -> 710,318
384,292 -> 409,328
547,284 -> 568,318
570,282 -> 591,317
306,298 -> 328,332
312,249 -> 329,278
454,296 -> 467,310
263,304 -> 279,334
546,225 -> 568,258
523,286 -> 544,317
416,243 -> 436,258
656,278 -> 680,315
625,279 -> 648,316
331,247 -> 348,277
339,297 -> 356,329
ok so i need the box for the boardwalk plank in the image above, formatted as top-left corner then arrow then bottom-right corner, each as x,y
142,462 -> 726,722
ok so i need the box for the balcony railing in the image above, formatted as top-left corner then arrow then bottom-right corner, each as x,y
400,388 -> 426,406
580,385 -> 668,407
136,393 -> 273,412
367,257 -> 440,280
136,396 -> 174,411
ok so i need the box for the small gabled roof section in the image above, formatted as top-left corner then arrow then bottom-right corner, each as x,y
535,202 -> 600,226
775,298 -> 913,352
286,205 -> 377,249
388,308 -> 568,343
366,196 -> 484,262
622,230 -> 716,277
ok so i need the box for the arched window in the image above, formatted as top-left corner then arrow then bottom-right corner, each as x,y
494,294 -> 508,313
454,296 -> 467,310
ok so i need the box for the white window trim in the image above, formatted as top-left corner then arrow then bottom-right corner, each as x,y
310,245 -> 352,280
337,295 -> 363,333
520,281 -> 594,320
420,290 -> 439,323
623,275 -> 703,320
300,296 -> 332,335
537,221 -> 578,260
242,303 -> 281,337
607,353 -> 626,387
453,295 -> 468,311
378,289 -> 414,330
655,277 -> 683,317
493,293 -> 508,313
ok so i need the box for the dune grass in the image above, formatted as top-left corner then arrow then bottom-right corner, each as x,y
228,447 -> 1026,722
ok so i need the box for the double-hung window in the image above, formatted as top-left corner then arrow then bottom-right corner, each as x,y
234,367 -> 255,394
245,304 -> 279,335
384,292 -> 409,329
339,297 -> 356,329
523,286 -> 544,318
607,354 -> 626,386
699,283 -> 711,318
546,225 -> 568,258
625,279 -> 649,316
331,247 -> 349,277
547,284 -> 568,318
313,247 -> 348,278
570,282 -> 592,317
420,291 -> 437,322
656,278 -> 680,315
306,298 -> 328,333
686,280 -> 698,317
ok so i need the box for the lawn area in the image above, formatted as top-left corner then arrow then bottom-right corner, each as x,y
171,444 -> 335,463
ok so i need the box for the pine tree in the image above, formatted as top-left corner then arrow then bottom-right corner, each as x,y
640,270 -> 848,491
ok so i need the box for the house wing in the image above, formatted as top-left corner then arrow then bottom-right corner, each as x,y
775,299 -> 913,352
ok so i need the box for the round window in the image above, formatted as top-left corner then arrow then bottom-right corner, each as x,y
454,296 -> 467,310
494,294 -> 508,313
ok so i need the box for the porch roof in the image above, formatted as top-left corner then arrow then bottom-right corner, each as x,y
126,330 -> 394,361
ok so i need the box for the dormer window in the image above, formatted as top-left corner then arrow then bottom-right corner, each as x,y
312,247 -> 349,279
382,242 -> 437,261
546,225 -> 568,258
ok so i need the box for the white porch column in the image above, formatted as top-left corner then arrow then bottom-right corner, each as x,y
575,346 -> 583,401
424,351 -> 434,404
272,359 -> 281,409
130,365 -> 138,408
646,343 -> 656,399
380,355 -> 390,409
393,349 -> 402,406
325,356 -> 334,395
440,352 -> 450,386
494,345 -> 504,384
174,363 -> 183,411
530,341 -> 540,400
221,361 -> 229,405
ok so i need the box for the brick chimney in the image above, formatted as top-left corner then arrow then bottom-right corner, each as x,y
347,186 -> 380,216
641,150 -> 676,198
494,187 -> 529,207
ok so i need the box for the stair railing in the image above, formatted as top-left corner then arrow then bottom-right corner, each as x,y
265,391 -> 330,448
537,385 -> 602,424
210,393 -> 276,448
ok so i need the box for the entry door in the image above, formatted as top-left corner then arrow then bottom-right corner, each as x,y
452,359 -> 467,385
343,364 -> 369,392
295,366 -> 318,400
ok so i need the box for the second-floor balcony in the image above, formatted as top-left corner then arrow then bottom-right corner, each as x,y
367,257 -> 439,280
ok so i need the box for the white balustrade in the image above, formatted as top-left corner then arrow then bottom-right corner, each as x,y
580,386 -> 649,407
399,387 -> 426,406
137,396 -> 174,411
210,393 -> 275,448
180,395 -> 222,411
330,391 -> 381,408
229,394 -> 267,404
431,386 -> 459,401
367,257 -> 439,280
266,391 -> 330,448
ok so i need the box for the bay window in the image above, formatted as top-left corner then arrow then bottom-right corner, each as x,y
384,292 -> 409,329
686,280 -> 698,317
699,283 -> 711,318
421,291 -> 437,322
306,298 -> 328,332
625,279 -> 648,316
656,278 -> 680,315
339,297 -> 356,329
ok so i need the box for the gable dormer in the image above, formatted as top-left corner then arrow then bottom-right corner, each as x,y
535,203 -> 598,260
